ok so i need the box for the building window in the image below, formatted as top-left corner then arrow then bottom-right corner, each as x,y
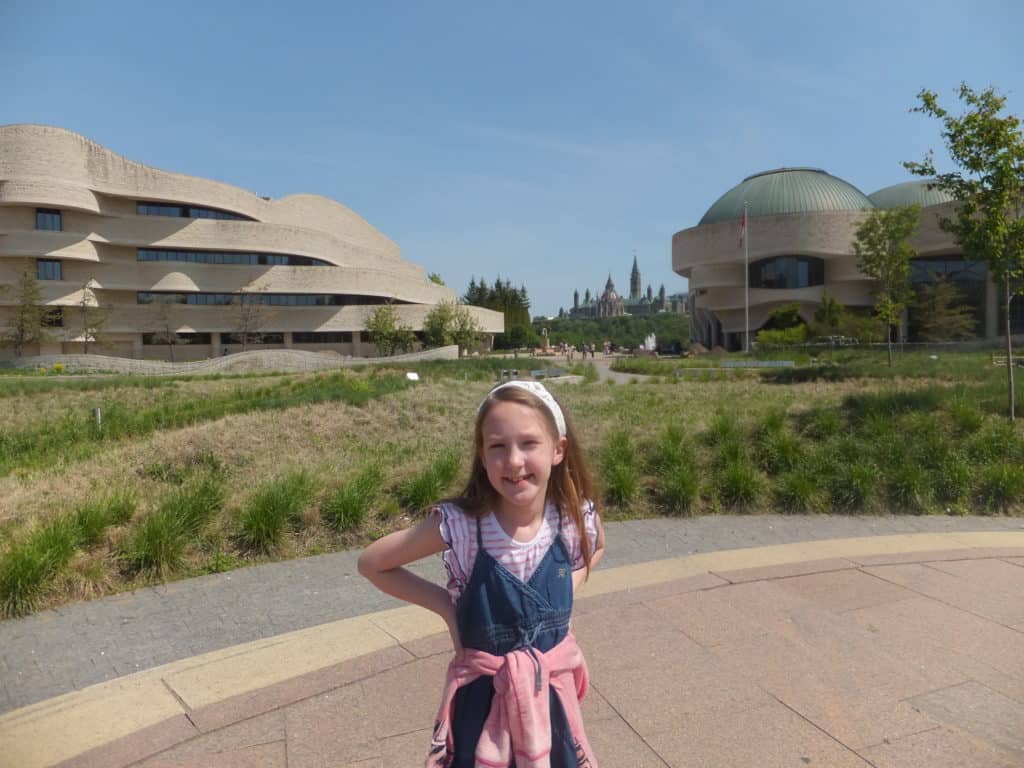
37,259 -> 62,281
220,332 -> 285,345
36,208 -> 62,231
292,331 -> 354,343
137,248 -> 331,267
749,256 -> 824,289
142,332 -> 212,345
43,307 -> 63,327
138,291 -> 402,306
909,256 -> 987,337
136,202 -> 254,221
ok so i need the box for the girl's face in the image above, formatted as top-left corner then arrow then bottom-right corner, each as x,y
479,400 -> 566,518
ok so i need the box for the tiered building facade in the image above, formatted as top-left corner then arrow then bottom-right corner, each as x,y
0,125 -> 503,361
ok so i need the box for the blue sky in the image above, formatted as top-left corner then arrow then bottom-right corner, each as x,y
2,1 -> 1021,316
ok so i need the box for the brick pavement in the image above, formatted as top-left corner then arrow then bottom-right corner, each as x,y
26,540 -> 1024,768
2,515 -> 1022,715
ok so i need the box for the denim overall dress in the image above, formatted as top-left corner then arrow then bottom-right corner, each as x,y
450,510 -> 580,767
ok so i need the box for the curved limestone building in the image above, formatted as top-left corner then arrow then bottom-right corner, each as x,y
673,168 -> 1015,350
0,124 -> 503,360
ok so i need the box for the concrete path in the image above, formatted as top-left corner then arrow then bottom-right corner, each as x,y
2,516 -> 1021,715
2,519 -> 1024,767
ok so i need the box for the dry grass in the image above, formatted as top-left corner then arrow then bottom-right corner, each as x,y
2,369 -> 1019,615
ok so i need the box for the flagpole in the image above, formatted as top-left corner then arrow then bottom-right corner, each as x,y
744,200 -> 750,353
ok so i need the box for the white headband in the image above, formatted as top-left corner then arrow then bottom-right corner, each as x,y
480,381 -> 567,437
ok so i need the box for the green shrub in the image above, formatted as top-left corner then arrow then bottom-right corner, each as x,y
755,325 -> 808,347
886,461 -> 931,513
71,501 -> 112,548
756,429 -> 803,473
0,516 -> 78,616
975,463 -> 1024,511
947,395 -> 984,434
121,509 -> 187,576
965,420 -> 1016,463
323,466 -> 383,532
828,459 -> 878,511
163,474 -> 226,536
715,459 -> 763,510
806,409 -> 844,439
657,462 -> 699,515
601,430 -> 638,506
237,469 -> 317,552
644,425 -> 691,475
932,453 -> 973,508
0,541 -> 55,617
396,449 -> 462,511
774,469 -> 821,513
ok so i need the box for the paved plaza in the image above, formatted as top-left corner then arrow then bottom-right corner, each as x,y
1,517 -> 1023,767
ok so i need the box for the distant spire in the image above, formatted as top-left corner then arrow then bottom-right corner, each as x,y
629,250 -> 641,300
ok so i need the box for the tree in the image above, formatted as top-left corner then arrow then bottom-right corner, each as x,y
905,83 -> 1024,419
427,272 -> 446,286
912,275 -> 977,341
0,268 -> 58,357
852,204 -> 921,367
149,295 -> 184,363
811,291 -> 845,337
461,275 -> 532,349
76,279 -> 110,354
421,301 -> 456,348
364,303 -> 415,357
422,301 -> 483,356
232,291 -> 270,351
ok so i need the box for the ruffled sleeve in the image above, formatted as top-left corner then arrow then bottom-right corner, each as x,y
433,503 -> 473,601
563,500 -> 600,571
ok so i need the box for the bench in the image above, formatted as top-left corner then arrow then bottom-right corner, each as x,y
719,360 -> 795,368
530,368 -> 566,380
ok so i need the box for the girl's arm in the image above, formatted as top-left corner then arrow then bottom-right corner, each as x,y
573,513 -> 606,591
357,514 -> 461,652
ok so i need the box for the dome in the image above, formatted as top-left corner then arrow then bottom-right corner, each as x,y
868,179 -> 956,209
699,167 -> 874,225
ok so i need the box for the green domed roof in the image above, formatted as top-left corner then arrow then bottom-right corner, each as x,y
868,180 -> 955,209
699,168 -> 874,225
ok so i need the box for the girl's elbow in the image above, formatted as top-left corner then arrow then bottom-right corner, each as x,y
357,549 -> 378,579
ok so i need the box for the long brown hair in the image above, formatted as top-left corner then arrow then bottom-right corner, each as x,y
455,384 -> 598,574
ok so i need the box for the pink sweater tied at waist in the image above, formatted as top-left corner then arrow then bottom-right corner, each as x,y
426,633 -> 597,768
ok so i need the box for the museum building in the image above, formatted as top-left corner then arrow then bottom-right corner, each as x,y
673,167 -> 1022,350
0,124 -> 503,360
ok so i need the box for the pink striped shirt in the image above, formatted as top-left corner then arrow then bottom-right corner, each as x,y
434,500 -> 599,602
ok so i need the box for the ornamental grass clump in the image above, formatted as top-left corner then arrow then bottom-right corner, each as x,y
827,457 -> 879,512
715,459 -> 764,511
886,459 -> 932,514
774,468 -> 822,513
645,425 -> 698,514
164,474 -> 226,536
975,463 -> 1024,511
396,449 -> 461,511
0,516 -> 79,616
600,429 -> 638,506
932,453 -> 973,509
121,508 -> 187,576
323,465 -> 383,532
236,469 -> 317,553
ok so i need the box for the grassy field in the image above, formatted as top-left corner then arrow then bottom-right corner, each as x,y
0,352 -> 1022,618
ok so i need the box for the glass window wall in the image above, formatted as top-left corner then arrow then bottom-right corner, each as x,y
37,259 -> 62,280
35,208 -> 62,231
749,256 -> 824,289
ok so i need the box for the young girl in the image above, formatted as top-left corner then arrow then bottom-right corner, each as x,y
359,380 -> 604,767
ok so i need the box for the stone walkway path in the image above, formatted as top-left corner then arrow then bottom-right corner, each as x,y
2,516 -> 1022,716
8,530 -> 1020,768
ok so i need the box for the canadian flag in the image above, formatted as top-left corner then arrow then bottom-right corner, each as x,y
739,208 -> 747,247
